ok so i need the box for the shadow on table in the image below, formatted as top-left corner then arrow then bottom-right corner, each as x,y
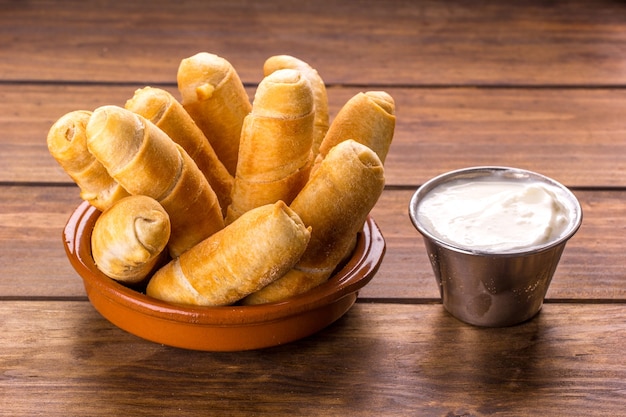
67,305 -> 390,415
66,302 -> 563,415
416,308 -> 558,415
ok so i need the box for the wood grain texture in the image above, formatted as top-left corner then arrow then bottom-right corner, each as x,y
1,301 -> 623,416
3,84 -> 626,187
1,186 -> 624,301
2,0 -> 626,86
1,1 -> 625,414
367,189 -> 626,301
0,185 -> 84,298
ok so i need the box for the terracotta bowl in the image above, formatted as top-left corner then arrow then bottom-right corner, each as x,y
63,201 -> 386,351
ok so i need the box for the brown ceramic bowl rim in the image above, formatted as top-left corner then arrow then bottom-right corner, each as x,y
63,201 -> 386,327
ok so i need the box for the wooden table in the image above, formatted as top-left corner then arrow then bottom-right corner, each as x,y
2,1 -> 624,415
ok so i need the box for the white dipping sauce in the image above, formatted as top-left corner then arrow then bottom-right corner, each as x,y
417,177 -> 574,252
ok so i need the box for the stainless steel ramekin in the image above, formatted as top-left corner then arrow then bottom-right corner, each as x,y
409,166 -> 583,327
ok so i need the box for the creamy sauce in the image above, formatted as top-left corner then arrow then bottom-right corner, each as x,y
417,178 -> 574,252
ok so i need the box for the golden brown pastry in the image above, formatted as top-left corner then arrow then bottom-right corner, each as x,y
146,201 -> 311,307
225,68 -> 315,224
91,195 -> 170,284
86,105 -> 224,257
177,52 -> 252,176
125,86 -> 234,216
46,110 -> 129,210
263,55 -> 329,158
312,91 -> 395,175
242,140 -> 385,305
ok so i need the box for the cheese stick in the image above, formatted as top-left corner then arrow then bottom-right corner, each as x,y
312,91 -> 395,175
46,110 -> 129,210
242,140 -> 385,305
125,86 -> 233,216
146,201 -> 311,307
225,68 -> 315,223
177,52 -> 252,176
91,195 -> 170,284
86,105 -> 224,257
263,55 -> 329,158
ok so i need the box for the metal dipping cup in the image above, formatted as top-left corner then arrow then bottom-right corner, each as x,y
408,166 -> 583,327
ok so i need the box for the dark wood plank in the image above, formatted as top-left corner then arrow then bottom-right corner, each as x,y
0,185 -> 84,298
1,186 -> 624,301
3,84 -> 626,187
0,83 -> 174,184
1,301 -> 623,416
389,87 -> 626,188
2,2 -> 625,415
367,189 -> 626,301
2,0 -> 626,86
